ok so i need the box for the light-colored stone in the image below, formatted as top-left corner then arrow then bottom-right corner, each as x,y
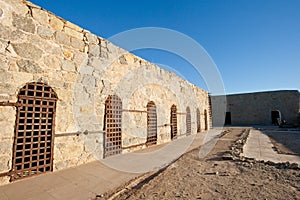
55,31 -> 70,45
43,55 -> 62,70
49,15 -> 64,31
65,21 -> 83,32
84,31 -> 99,44
79,65 -> 94,75
12,43 -> 43,60
0,94 -> 10,101
70,36 -> 85,51
64,26 -> 83,40
81,75 -> 96,94
12,12 -> 35,34
7,0 -> 29,16
61,59 -> 76,72
37,26 -> 55,39
16,59 -> 42,73
0,59 -> 9,72
0,72 -> 11,83
0,142 -> 12,155
11,72 -> 33,86
31,7 -> 49,26
62,72 -> 77,82
0,0 -> 211,187
88,44 -> 101,57
0,155 -> 10,172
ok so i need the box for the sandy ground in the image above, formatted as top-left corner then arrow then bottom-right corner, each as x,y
101,129 -> 300,200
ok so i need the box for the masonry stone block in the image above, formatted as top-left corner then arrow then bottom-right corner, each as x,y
65,21 -> 83,32
61,59 -> 76,72
55,31 -> 70,45
0,57 -> 9,72
12,43 -> 43,60
49,16 -> 64,31
64,26 -> 83,40
31,7 -> 49,26
12,12 -> 35,34
70,36 -> 85,51
0,155 -> 10,172
0,0 -> 211,186
43,55 -> 62,70
37,26 -> 55,39
88,44 -> 101,57
84,31 -> 99,44
16,59 -> 42,73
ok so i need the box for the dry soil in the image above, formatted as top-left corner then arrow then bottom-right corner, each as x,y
101,129 -> 300,200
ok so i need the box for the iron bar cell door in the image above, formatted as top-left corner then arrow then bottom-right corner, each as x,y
196,108 -> 201,133
11,82 -> 57,181
146,101 -> 157,146
170,105 -> 177,140
204,109 -> 208,130
186,107 -> 191,135
104,95 -> 122,158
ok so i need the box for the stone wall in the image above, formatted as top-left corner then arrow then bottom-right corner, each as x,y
0,0 -> 210,185
212,90 -> 300,126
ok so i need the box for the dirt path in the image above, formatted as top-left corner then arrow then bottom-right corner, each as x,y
101,129 -> 300,200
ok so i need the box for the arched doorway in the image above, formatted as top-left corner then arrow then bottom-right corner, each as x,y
271,110 -> 281,126
170,105 -> 177,140
196,108 -> 201,133
204,109 -> 208,130
11,82 -> 57,181
104,95 -> 122,158
146,101 -> 157,146
186,107 -> 191,135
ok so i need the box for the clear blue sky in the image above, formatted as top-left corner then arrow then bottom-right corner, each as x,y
30,0 -> 300,94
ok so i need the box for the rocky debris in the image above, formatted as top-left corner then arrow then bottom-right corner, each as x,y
218,129 -> 231,138
222,129 -> 249,160
107,128 -> 300,200
222,129 -> 300,170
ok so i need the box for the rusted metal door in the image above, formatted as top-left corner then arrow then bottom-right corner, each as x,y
146,101 -> 157,146
186,107 -> 191,135
196,108 -> 201,133
104,95 -> 122,158
170,105 -> 177,140
11,82 -> 57,181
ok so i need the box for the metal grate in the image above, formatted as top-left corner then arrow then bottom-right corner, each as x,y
186,107 -> 191,135
170,105 -> 177,140
146,101 -> 157,146
104,95 -> 122,158
11,82 -> 57,181
196,108 -> 201,133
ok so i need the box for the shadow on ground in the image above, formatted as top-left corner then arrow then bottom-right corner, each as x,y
260,129 -> 300,156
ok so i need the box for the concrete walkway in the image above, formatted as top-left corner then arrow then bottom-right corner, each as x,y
243,129 -> 300,164
0,130 -> 219,200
